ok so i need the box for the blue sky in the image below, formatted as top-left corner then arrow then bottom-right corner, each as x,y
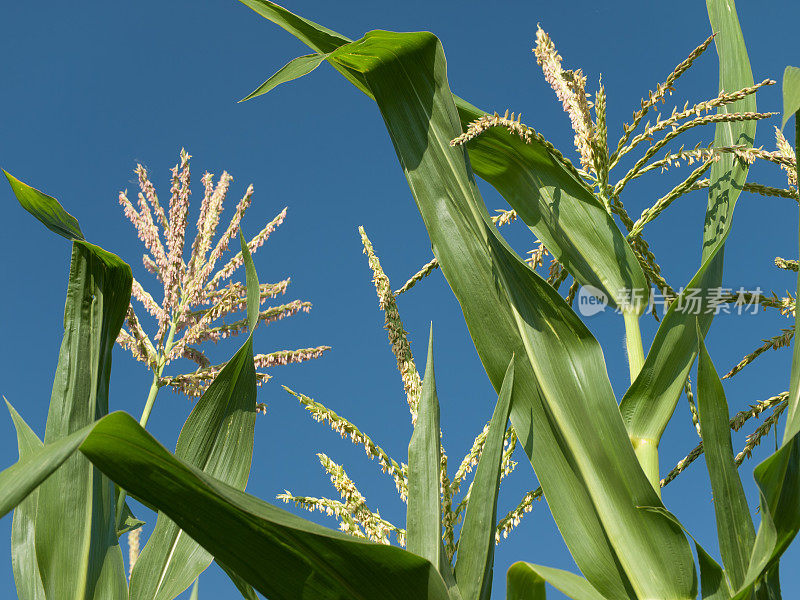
1,1 -> 799,598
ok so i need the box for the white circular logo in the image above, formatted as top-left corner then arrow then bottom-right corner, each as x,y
577,285 -> 608,316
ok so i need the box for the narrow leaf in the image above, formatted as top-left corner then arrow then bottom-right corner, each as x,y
406,324 -> 442,570
620,0 -> 756,458
0,424 -> 93,519
7,401 -> 46,600
240,53 -> 330,102
241,230 -> 260,334
114,486 -> 144,538
189,580 -> 199,600
698,545 -> 731,600
79,412 -> 451,600
218,561 -> 260,600
130,233 -> 260,600
455,358 -> 514,600
696,329 -> 754,589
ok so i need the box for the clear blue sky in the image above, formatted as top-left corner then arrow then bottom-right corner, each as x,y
1,1 -> 799,598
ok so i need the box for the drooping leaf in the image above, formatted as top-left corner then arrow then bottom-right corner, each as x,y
239,0 -> 649,314
781,66 -> 800,129
189,580 -> 199,600
4,171 -> 84,241
7,401 -> 46,600
506,563 -> 605,600
129,232 -> 260,600
619,0 -> 756,470
79,411 -> 451,600
318,29 -> 695,600
406,325 -> 442,571
696,330 -> 754,590
454,358 -> 514,600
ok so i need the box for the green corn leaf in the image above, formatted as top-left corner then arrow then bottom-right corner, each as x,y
506,562 -> 545,600
240,52 -> 331,102
3,170 -> 84,241
5,173 -> 132,600
34,241 -> 130,600
129,232 -> 260,600
239,0 -> 649,314
238,0 -> 353,56
406,324 -> 442,571
639,506 -> 731,600
241,230 -> 260,335
0,422 -> 94,520
218,561 -> 260,600
506,563 -> 604,600
697,545 -> 731,600
619,0 -> 756,469
781,66 -> 800,129
78,411 -> 451,600
784,82 -> 800,443
114,486 -> 144,538
454,358 -> 514,600
7,401 -> 46,600
696,329 -> 754,590
317,29 -> 695,599
189,580 -> 199,600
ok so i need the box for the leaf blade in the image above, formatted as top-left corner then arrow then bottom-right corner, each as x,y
4,170 -> 84,241
7,402 -> 46,600
454,358 -> 514,600
79,412 -> 451,600
406,325 -> 442,570
781,66 -> 800,129
696,332 -> 754,589
240,53 -> 330,102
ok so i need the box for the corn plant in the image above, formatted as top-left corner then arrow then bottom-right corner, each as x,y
229,0 -> 800,598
